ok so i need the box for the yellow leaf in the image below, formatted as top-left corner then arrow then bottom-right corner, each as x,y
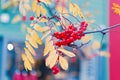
26,34 -> 38,48
78,10 -> 84,18
45,50 -> 58,68
36,5 -> 40,17
73,6 -> 77,16
33,24 -> 49,32
19,1 -> 26,16
41,0 -> 51,4
59,56 -> 68,70
88,20 -> 95,24
69,3 -> 74,13
41,31 -> 51,40
45,40 -> 53,48
22,53 -> 26,61
69,3 -> 84,18
40,18 -> 48,22
32,0 -> 37,12
24,58 -> 32,71
81,35 -> 93,43
40,5 -> 47,15
27,28 -> 42,45
44,41 -> 54,56
46,36 -> 52,42
31,30 -> 42,45
99,51 -> 110,57
74,4 -> 84,18
44,39 -> 55,56
57,48 -> 75,57
33,24 -> 43,32
92,41 -> 101,49
112,3 -> 120,15
82,46 -> 92,56
22,54 -> 32,71
27,27 -> 32,33
55,22 -> 61,26
52,27 -> 57,31
69,3 -> 77,16
42,27 -> 49,32
30,23 -> 34,27
24,3 -> 31,11
11,15 -> 21,24
25,41 -> 36,56
49,53 -> 58,68
24,48 -> 35,64
56,6 -> 68,13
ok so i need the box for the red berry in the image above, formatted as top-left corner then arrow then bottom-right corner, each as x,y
73,27 -> 77,31
61,32 -> 65,37
70,37 -> 74,42
65,30 -> 70,34
81,21 -> 88,27
78,30 -> 83,33
54,32 -> 62,39
57,56 -> 60,60
70,37 -> 74,40
66,39 -> 71,43
58,42 -> 62,47
56,0 -> 60,2
30,16 -> 34,21
55,42 -> 59,46
37,0 -> 41,3
77,36 -> 81,40
71,57 -> 76,63
71,33 -> 74,37
63,40 -> 67,45
52,68 -> 60,75
42,16 -> 46,19
52,65 -> 57,70
82,34 -> 85,36
69,25 -> 73,29
81,27 -> 86,31
52,66 -> 60,75
58,32 -> 62,35
54,32 -> 58,36
79,28 -> 84,32
73,31 -> 78,35
63,36 -> 68,39
22,16 -> 26,22
68,29 -> 73,33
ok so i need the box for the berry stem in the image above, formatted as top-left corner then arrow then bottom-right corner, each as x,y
62,16 -> 72,24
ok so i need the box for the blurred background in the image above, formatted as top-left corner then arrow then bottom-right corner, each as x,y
0,0 -> 120,80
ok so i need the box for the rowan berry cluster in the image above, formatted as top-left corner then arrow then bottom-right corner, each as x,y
54,21 -> 88,47
52,65 -> 60,74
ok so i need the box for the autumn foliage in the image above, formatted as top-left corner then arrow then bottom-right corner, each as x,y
18,0 -> 119,74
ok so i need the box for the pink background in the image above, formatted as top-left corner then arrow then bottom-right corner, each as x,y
109,0 -> 120,80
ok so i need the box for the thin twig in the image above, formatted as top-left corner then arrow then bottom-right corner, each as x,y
68,41 -> 91,49
84,24 -> 120,34
100,33 -> 105,49
62,16 -> 72,24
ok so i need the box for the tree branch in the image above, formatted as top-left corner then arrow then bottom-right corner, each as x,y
84,24 -> 120,34
67,24 -> 120,49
